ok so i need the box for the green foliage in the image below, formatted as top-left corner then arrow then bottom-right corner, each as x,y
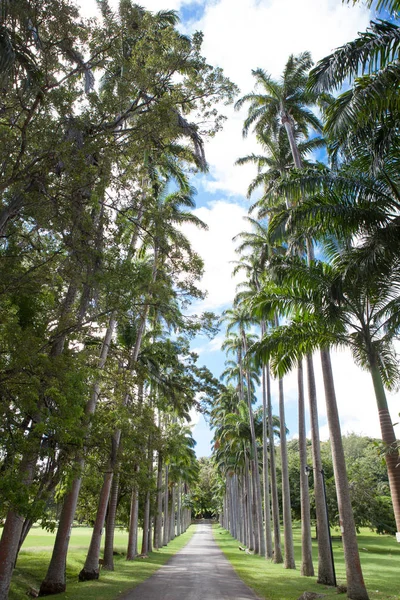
282,435 -> 396,535
0,6 -> 236,588
190,457 -> 221,518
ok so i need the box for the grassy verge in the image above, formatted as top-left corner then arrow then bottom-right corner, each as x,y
9,525 -> 195,600
213,522 -> 400,600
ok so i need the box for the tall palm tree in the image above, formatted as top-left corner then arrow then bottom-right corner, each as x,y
234,220 -> 312,572
308,19 -> 400,150
214,400 -> 255,544
235,52 -> 322,171
237,52 -> 335,584
252,252 -> 400,599
236,129 -> 325,211
221,311 -> 266,557
233,254 -> 274,559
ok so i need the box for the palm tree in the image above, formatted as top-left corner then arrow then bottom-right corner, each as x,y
233,254 -> 275,559
220,311 -> 266,557
234,221 -> 312,571
213,400 -> 255,544
252,252 -> 400,598
308,19 -> 400,150
237,53 -> 337,585
348,0 -> 400,11
236,129 -> 325,213
235,52 -> 322,171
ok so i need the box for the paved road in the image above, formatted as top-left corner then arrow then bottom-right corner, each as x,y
120,523 -> 261,600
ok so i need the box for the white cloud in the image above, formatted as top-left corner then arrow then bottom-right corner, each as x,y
181,199 -> 251,310
183,0 -> 371,196
192,333 -> 225,355
189,404 -> 201,427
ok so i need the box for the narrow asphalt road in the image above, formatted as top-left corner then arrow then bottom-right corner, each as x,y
120,523 -> 261,600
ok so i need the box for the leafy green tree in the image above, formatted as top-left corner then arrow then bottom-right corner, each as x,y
191,458 -> 220,519
0,1 -> 237,596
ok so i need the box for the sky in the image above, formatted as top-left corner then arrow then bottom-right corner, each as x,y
79,0 -> 400,457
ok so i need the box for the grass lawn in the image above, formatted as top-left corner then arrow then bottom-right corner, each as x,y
8,525 -> 195,600
213,522 -> 400,600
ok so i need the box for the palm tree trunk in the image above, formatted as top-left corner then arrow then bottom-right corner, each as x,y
163,466 -> 169,546
126,484 -> 139,560
298,360 -> 314,576
141,490 -> 150,555
238,476 -> 244,544
282,117 -> 303,170
278,377 -> 296,569
250,461 -> 260,553
39,315 -> 116,595
242,332 -> 266,556
248,462 -> 256,549
148,516 -> 153,553
244,454 -> 254,550
307,354 -> 335,586
177,480 -> 182,536
226,478 -> 232,535
232,475 -> 239,539
228,476 -> 234,537
262,359 -> 273,559
154,451 -> 163,549
369,352 -> 400,532
103,471 -> 120,571
170,485 -> 176,540
267,370 -> 283,563
321,349 -> 369,600
141,438 -> 153,555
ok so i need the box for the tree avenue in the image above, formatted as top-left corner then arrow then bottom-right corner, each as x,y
1,2 -> 400,600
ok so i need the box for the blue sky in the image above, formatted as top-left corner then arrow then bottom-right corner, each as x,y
80,0 -> 400,458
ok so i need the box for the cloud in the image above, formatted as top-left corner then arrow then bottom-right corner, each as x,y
316,348 -> 400,440
181,199 -> 251,310
192,333 -> 225,355
182,0 -> 371,196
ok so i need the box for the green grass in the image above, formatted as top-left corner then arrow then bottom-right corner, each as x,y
213,523 -> 400,600
8,525 -> 195,600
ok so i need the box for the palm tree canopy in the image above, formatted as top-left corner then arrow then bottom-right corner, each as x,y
235,52 -> 322,141
309,20 -> 400,93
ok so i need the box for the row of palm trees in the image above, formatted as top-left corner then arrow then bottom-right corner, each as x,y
212,3 -> 400,600
0,2 -> 234,598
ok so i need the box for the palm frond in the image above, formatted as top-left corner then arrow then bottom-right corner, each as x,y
308,20 -> 400,92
